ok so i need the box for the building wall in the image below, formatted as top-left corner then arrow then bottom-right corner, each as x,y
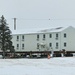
12,34 -> 37,51
12,26 -> 75,52
24,34 -> 37,51
12,33 -> 62,51
60,26 -> 75,51
12,34 -> 21,52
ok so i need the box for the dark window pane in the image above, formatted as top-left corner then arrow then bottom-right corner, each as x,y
64,43 -> 66,47
64,33 -> 66,38
37,35 -> 39,38
37,43 -> 39,49
22,44 -> 24,47
17,44 -> 19,47
50,34 -> 52,38
56,34 -> 58,37
22,35 -> 24,39
17,36 -> 19,39
56,43 -> 58,46
43,34 -> 45,38
49,43 -> 52,47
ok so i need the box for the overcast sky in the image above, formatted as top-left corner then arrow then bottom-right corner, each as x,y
0,0 -> 75,30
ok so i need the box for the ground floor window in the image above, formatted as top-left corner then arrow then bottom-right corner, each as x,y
37,43 -> 39,49
49,43 -> 52,47
22,44 -> 24,49
64,42 -> 67,47
56,42 -> 58,49
17,44 -> 19,49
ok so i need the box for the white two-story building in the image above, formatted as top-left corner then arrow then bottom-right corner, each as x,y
12,26 -> 75,52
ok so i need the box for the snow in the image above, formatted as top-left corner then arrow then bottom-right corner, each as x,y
12,26 -> 71,35
0,57 -> 75,75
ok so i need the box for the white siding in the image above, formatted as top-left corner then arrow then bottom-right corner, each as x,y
61,26 -> 75,51
12,26 -> 75,52
12,35 -> 21,51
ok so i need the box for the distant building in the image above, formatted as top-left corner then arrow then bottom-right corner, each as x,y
12,26 -> 75,52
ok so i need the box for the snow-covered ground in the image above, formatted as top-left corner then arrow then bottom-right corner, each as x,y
0,57 -> 75,75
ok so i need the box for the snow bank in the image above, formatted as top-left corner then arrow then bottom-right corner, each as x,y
0,57 -> 75,75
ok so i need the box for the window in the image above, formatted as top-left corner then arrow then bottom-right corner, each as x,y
37,35 -> 39,38
17,44 -> 19,47
56,33 -> 58,40
56,42 -> 58,49
56,33 -> 58,37
64,33 -> 66,38
64,42 -> 66,47
37,43 -> 39,49
49,43 -> 52,47
17,36 -> 19,41
37,35 -> 39,41
17,44 -> 19,49
0,43 -> 1,48
43,34 -> 45,38
22,44 -> 24,49
22,35 -> 24,41
43,34 -> 45,40
50,34 -> 52,38
56,42 -> 58,46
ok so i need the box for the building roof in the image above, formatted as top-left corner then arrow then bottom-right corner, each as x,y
12,29 -> 41,35
38,27 -> 64,33
12,26 -> 74,35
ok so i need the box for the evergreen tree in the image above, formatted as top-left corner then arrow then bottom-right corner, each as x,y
0,15 -> 15,58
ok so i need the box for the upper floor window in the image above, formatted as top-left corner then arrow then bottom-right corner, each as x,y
17,36 -> 19,41
37,35 -> 39,38
56,33 -> 58,40
64,33 -> 66,38
43,34 -> 45,40
56,33 -> 58,37
22,35 -> 24,41
50,34 -> 52,38
37,35 -> 39,41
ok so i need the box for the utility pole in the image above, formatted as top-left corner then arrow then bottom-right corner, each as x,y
13,18 -> 17,30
